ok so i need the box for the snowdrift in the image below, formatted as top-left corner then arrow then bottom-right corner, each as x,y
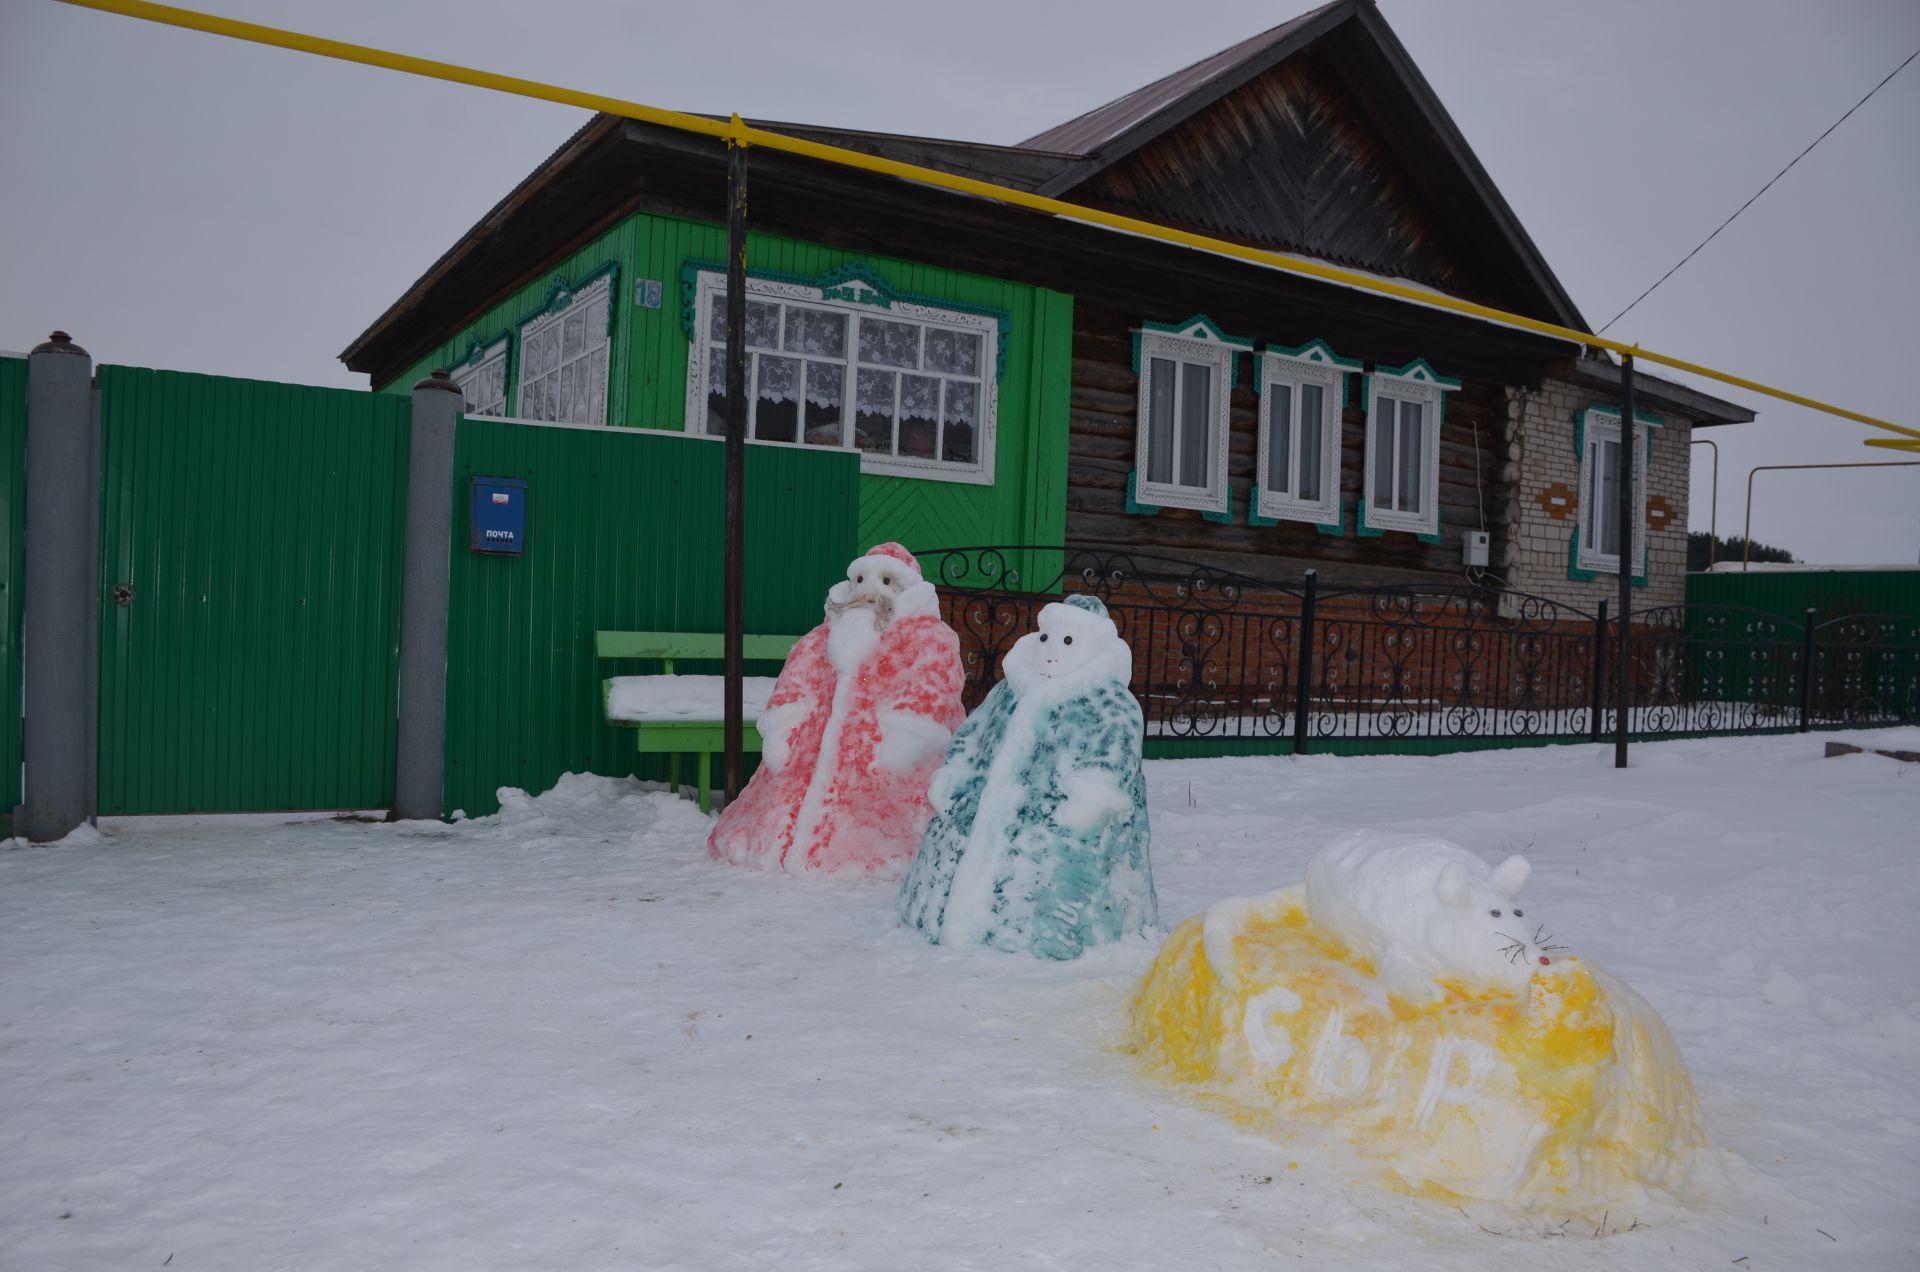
1129,882 -> 1709,1220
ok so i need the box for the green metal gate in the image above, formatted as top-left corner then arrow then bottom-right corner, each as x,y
95,366 -> 411,813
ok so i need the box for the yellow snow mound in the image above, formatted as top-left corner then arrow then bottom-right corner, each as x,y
1129,886 -> 1708,1218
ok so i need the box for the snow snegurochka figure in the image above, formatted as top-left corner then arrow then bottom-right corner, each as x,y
899,595 -> 1157,960
707,543 -> 966,875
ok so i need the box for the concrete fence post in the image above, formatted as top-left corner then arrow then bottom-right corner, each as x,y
393,370 -> 462,821
21,332 -> 97,841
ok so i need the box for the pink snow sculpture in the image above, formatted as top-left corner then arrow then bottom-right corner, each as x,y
707,543 -> 965,875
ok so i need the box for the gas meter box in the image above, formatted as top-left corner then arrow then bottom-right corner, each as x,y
470,476 -> 527,556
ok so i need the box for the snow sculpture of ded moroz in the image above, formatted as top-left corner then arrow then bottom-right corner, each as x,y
707,543 -> 965,875
1130,830 -> 1709,1221
899,594 -> 1157,959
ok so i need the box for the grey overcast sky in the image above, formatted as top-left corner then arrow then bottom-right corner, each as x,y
2,0 -> 1916,563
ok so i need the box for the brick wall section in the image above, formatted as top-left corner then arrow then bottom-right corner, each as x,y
1500,375 -> 1693,614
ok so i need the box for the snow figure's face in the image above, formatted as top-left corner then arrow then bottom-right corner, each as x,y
826,559 -> 909,630
1003,601 -> 1131,698
1435,854 -> 1562,991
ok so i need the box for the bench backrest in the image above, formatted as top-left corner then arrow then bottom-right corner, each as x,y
595,630 -> 804,668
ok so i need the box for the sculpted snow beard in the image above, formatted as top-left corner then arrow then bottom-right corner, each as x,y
826,590 -> 895,631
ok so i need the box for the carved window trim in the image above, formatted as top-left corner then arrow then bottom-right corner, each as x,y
1132,317 -> 1250,515
1255,340 -> 1356,527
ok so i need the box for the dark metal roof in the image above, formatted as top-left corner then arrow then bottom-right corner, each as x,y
1021,0 -> 1345,156
722,118 -> 1079,192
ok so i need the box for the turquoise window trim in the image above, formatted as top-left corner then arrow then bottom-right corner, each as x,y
1350,497 -> 1441,544
678,256 -> 1014,382
1567,523 -> 1649,586
1570,405 -> 1654,583
1261,337 -> 1363,407
1371,356 -> 1463,391
458,329 -> 512,370
1125,470 -> 1162,516
511,261 -> 619,421
1248,485 -> 1346,533
1202,487 -> 1236,525
1317,498 -> 1348,537
1248,484 -> 1279,527
1131,314 -> 1254,389
519,260 -> 620,340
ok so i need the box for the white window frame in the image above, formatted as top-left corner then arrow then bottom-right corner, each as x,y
1133,319 -> 1248,514
450,335 -> 509,418
1576,407 -> 1655,577
684,270 -> 999,486
1362,361 -> 1458,536
1255,341 -> 1355,527
517,272 -> 614,427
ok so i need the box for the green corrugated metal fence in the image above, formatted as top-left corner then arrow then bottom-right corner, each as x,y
443,420 -> 859,817
1687,569 -> 1920,622
95,366 -> 412,814
0,357 -> 25,813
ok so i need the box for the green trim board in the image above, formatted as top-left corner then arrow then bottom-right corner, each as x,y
1125,469 -> 1162,516
1353,498 -> 1441,544
1247,485 -> 1347,535
1131,314 -> 1254,388
1203,487 -> 1236,525
523,261 -> 620,338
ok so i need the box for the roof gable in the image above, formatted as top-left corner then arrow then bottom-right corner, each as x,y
1023,0 -> 1586,330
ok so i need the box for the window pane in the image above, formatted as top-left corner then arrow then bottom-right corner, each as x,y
588,348 -> 607,425
1178,362 -> 1212,490
803,362 -> 844,446
756,355 -> 800,443
1298,383 -> 1324,503
855,368 -> 895,452
898,375 -> 939,459
570,358 -> 591,422
1372,410 -> 1395,508
746,301 -> 780,351
708,294 -> 727,343
942,381 -> 977,464
859,318 -> 921,369
563,310 -> 585,360
1398,400 -> 1424,515
1597,437 -> 1621,557
1267,382 -> 1293,495
925,328 -> 980,377
706,347 -> 729,436
785,308 -> 847,358
1146,357 -> 1176,485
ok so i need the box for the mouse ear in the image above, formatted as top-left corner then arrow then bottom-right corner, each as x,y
1437,861 -> 1472,910
1491,854 -> 1531,897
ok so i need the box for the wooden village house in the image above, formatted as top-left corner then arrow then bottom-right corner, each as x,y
342,0 -> 1752,617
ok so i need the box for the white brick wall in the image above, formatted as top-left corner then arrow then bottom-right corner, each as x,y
1499,376 -> 1692,613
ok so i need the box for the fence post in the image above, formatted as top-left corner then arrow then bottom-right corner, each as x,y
393,369 -> 462,821
1293,569 -> 1317,756
1797,606 -> 1817,733
20,332 -> 96,841
1589,597 -> 1608,744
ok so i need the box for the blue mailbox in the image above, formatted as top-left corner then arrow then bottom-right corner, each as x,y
470,476 -> 527,556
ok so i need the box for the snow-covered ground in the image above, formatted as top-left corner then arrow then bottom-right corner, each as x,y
3,731 -> 1916,1271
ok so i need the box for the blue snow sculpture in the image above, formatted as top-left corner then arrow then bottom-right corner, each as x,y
899,594 -> 1157,959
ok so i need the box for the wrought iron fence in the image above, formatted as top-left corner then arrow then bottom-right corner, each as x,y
918,545 -> 1920,751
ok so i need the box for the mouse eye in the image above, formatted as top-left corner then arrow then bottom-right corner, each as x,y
1490,909 -> 1502,918
883,575 -> 892,587
856,574 -> 864,583
1063,635 -> 1073,645
1039,633 -> 1049,642
1513,908 -> 1523,917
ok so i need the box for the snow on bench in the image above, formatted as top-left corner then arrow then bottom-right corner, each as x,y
604,674 -> 781,724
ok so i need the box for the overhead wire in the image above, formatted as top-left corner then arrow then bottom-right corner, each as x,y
1597,44 -> 1920,335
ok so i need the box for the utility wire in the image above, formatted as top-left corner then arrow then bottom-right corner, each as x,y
1598,44 -> 1920,335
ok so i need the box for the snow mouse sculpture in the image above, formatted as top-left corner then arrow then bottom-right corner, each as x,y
898,594 -> 1156,960
1130,831 -> 1708,1221
707,543 -> 965,874
1304,831 -> 1544,1004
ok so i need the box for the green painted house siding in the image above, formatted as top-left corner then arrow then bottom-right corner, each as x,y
381,211 -> 1073,557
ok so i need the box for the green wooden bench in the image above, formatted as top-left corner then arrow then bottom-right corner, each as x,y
596,630 -> 805,813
